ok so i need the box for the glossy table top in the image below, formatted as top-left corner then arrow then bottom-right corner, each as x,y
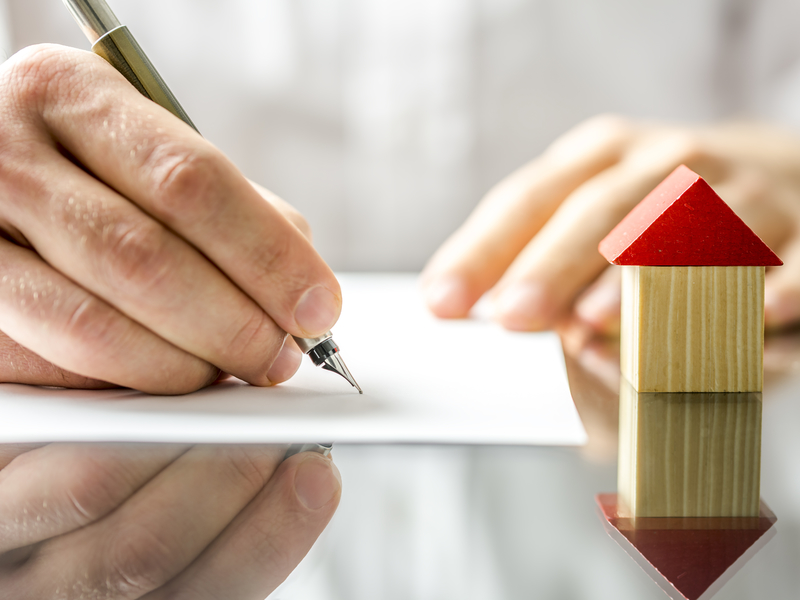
277,323 -> 800,599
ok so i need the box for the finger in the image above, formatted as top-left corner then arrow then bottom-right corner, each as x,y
421,115 -> 632,318
0,330 -> 114,389
144,452 -> 341,600
249,180 -> 312,241
0,443 -> 186,553
490,163 -> 666,330
491,134 -> 717,330
6,445 -> 286,599
573,266 -> 621,335
0,239 -> 217,393
0,444 -> 46,471
23,45 -> 340,339
765,237 -> 800,330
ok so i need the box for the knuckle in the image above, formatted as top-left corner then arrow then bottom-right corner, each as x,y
575,114 -> 633,148
583,113 -> 632,139
220,446 -> 279,496
63,295 -> 121,353
656,130 -> 707,166
100,218 -> 172,294
104,524 -> 176,597
0,45 -> 104,130
226,309 -> 282,367
547,113 -> 632,162
63,455 -> 139,526
145,143 -> 226,225
1,45 -> 67,110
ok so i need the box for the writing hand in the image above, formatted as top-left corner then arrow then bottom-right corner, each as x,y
0,45 -> 341,393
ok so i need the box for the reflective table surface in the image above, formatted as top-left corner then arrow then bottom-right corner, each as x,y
2,325 -> 797,599
278,323 -> 800,600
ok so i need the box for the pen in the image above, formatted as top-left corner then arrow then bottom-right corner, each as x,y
62,0 -> 362,396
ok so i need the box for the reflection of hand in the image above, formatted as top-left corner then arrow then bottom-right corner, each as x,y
0,45 -> 342,393
422,116 -> 800,333
0,444 -> 341,598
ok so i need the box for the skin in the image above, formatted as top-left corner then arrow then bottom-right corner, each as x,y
0,44 -> 346,597
0,44 -> 343,394
0,443 -> 341,599
422,115 -> 800,334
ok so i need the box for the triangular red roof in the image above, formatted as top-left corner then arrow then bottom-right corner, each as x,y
597,494 -> 777,600
598,165 -> 782,266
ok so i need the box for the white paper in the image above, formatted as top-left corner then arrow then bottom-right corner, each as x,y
0,274 -> 586,445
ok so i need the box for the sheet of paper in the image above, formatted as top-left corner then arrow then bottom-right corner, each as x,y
0,274 -> 586,445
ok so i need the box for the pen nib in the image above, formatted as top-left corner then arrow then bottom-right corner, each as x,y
321,353 -> 363,393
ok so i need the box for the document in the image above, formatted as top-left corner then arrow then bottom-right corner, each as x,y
0,274 -> 586,445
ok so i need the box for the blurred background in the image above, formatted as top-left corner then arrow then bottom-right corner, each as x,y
2,1 -> 800,598
5,0 -> 800,272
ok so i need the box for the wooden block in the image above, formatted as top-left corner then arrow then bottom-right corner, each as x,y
599,165 -> 782,267
617,382 -> 761,518
621,265 -> 764,393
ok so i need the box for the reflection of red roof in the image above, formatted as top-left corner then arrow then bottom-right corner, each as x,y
599,165 -> 782,266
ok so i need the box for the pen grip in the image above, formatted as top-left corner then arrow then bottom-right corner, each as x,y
91,25 -> 199,132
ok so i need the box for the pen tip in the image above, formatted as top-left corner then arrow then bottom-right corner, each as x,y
321,353 -> 362,393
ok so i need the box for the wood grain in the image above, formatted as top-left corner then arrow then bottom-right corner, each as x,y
617,382 -> 762,518
621,266 -> 764,393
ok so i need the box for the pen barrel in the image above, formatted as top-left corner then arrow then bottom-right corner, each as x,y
62,0 -> 120,43
92,26 -> 199,132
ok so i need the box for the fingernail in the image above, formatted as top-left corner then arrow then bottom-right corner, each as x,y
266,339 -> 303,384
494,282 -> 553,331
423,276 -> 472,318
294,455 -> 341,510
295,286 -> 340,337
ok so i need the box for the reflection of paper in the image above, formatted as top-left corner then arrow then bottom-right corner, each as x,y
0,274 -> 585,445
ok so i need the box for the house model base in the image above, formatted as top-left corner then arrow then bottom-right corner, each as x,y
621,265 -> 765,393
617,381 -> 762,518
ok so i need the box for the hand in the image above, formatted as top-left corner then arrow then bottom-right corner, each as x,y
421,115 -> 800,333
0,443 -> 341,599
0,44 -> 342,394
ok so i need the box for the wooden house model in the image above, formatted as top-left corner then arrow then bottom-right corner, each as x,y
598,165 -> 782,393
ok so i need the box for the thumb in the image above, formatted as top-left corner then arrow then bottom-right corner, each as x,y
145,451 -> 342,599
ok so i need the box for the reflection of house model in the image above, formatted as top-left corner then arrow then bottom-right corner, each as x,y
599,165 -> 782,393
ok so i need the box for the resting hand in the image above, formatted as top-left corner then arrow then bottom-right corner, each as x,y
0,443 -> 341,599
0,45 -> 341,393
421,115 -> 800,333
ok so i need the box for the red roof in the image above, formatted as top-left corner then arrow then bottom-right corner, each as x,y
598,165 -> 782,266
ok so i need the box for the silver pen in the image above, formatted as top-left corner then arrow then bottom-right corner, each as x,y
62,0 -> 362,397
